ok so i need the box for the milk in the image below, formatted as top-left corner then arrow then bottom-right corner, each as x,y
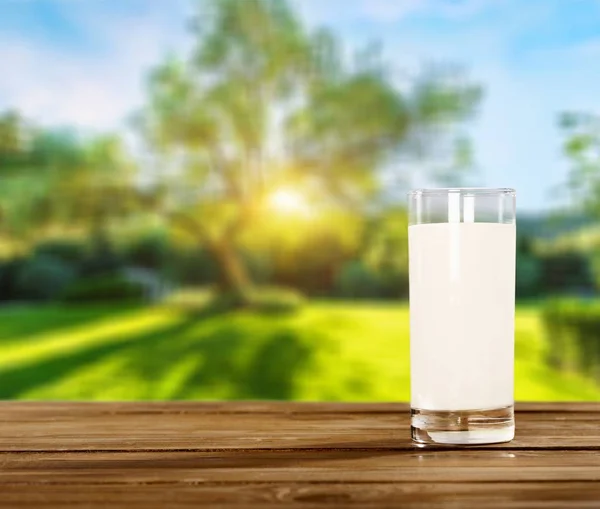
409,222 -> 515,411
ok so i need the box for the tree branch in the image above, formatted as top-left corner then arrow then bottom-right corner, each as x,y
168,210 -> 212,244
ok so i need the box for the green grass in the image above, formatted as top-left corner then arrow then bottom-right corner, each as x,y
0,302 -> 598,400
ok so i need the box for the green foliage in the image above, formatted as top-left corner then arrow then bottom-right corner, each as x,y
517,255 -> 542,298
16,255 -> 77,301
514,234 -> 596,298
542,299 -> 600,379
241,249 -> 273,285
0,115 -> 139,248
138,0 -> 481,294
0,0 -> 483,302
244,286 -> 305,313
559,111 -> 600,215
207,286 -> 305,314
123,233 -> 170,270
362,210 -> 409,298
276,233 -> 352,297
81,235 -> 124,277
61,275 -> 145,303
0,258 -> 26,301
516,236 -> 542,298
163,288 -> 214,312
335,261 -> 382,299
34,239 -> 87,268
540,252 -> 595,294
167,248 -> 219,285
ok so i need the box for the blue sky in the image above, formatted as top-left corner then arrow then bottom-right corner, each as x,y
2,0 -> 600,211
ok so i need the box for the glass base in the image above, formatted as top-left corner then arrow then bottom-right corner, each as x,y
411,405 -> 514,445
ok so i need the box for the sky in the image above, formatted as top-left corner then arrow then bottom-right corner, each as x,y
2,0 -> 600,211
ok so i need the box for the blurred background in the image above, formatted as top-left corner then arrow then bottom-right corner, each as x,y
0,0 -> 599,401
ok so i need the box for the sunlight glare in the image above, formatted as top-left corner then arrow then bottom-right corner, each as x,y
268,188 -> 310,216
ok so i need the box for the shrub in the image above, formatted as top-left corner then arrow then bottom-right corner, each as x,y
124,234 -> 170,270
335,261 -> 382,299
516,254 -> 542,299
542,299 -> 600,378
245,286 -> 305,314
0,258 -> 27,301
241,249 -> 273,286
16,255 -> 77,301
81,235 -> 124,277
540,252 -> 595,294
34,239 -> 86,268
205,286 -> 305,314
61,275 -> 145,303
167,249 -> 218,286
164,288 -> 214,312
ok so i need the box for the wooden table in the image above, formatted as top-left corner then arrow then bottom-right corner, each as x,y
0,402 -> 599,507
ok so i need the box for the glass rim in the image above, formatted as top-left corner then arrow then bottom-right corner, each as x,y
408,187 -> 515,197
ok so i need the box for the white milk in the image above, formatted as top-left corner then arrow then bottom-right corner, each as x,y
409,222 -> 515,411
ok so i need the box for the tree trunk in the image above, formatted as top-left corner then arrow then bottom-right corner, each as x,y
209,238 -> 252,300
168,211 -> 252,305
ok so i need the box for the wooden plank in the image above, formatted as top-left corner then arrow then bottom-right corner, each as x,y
0,401 -> 598,416
515,403 -> 600,413
0,401 -> 411,416
0,405 -> 599,451
1,450 -> 600,483
0,403 -> 598,507
0,482 -> 599,508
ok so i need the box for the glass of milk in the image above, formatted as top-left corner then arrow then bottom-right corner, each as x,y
408,188 -> 516,445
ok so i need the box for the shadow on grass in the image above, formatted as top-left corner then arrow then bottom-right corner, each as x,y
0,304 -> 142,344
0,308 -> 316,400
117,313 -> 315,400
0,317 -> 195,398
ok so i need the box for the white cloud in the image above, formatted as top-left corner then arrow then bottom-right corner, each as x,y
360,0 -> 424,22
360,0 -> 491,23
297,0 -> 491,25
2,0 -> 595,211
0,41 -> 131,129
0,3 -> 189,132
295,0 -> 354,25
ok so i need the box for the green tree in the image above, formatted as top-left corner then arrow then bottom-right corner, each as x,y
0,111 -> 136,251
559,111 -> 600,215
137,0 -> 481,299
363,208 -> 410,298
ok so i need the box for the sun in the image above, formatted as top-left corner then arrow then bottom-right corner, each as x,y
267,188 -> 310,215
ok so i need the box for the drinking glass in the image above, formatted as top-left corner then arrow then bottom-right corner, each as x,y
408,188 -> 516,445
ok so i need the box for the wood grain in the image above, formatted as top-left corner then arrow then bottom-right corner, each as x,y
0,483 -> 599,509
0,482 -> 599,509
0,402 -> 598,451
0,402 -> 598,507
2,450 -> 600,482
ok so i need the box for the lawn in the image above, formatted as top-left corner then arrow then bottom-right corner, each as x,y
0,302 -> 598,401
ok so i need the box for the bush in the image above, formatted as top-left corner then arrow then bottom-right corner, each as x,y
34,239 -> 86,268
540,252 -> 595,294
163,288 -> 214,312
81,235 -> 124,277
0,258 -> 27,301
167,249 -> 218,286
61,275 -> 146,303
241,249 -> 273,286
542,299 -> 600,378
245,286 -> 305,313
16,255 -> 77,301
335,261 -> 382,299
124,234 -> 170,270
206,286 -> 305,314
516,254 -> 542,298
